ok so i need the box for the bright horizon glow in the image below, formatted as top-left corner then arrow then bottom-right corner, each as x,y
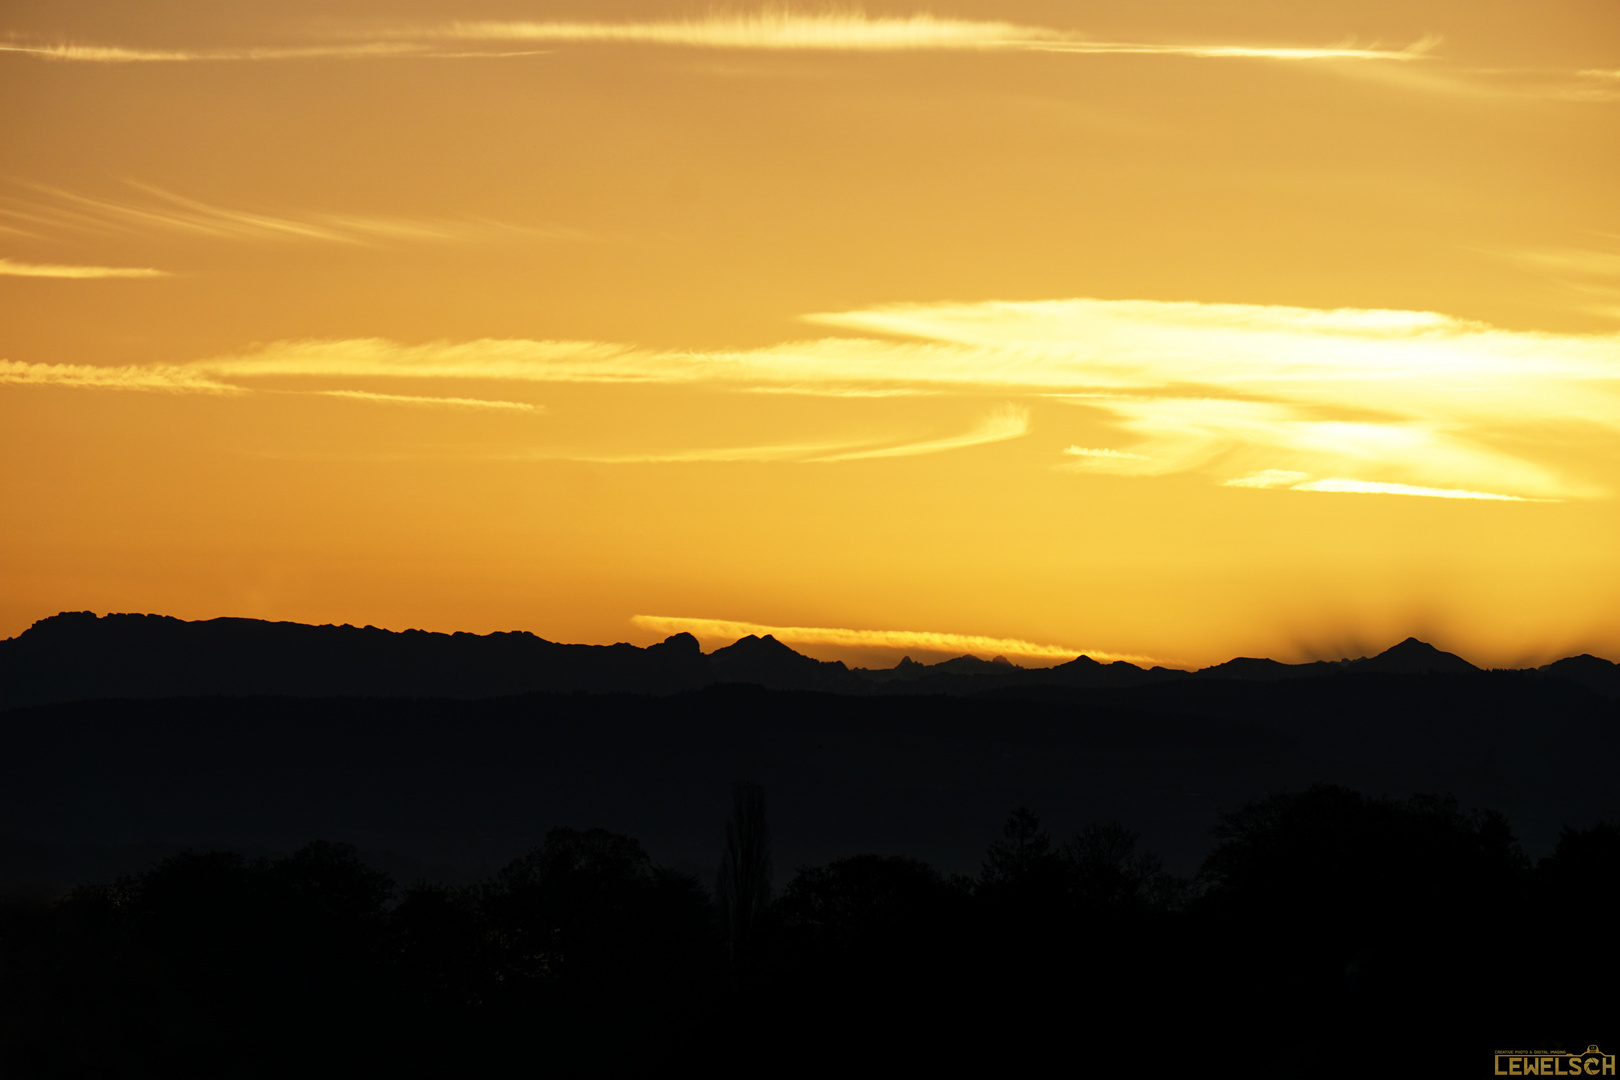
2,0 -> 1617,667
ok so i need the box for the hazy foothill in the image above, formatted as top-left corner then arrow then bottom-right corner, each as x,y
1,612 -> 1617,1073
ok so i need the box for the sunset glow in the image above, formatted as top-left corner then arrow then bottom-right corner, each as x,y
2,0 -> 1617,667
629,614 -> 1163,666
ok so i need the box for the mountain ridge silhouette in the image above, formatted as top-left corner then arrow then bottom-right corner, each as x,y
2,611 -> 1614,710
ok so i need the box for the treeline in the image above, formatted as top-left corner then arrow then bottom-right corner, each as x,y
3,785 -> 1616,1076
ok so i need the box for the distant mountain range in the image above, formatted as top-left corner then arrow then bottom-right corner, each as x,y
2,611 -> 1616,710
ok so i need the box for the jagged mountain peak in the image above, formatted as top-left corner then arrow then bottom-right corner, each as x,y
648,632 -> 701,655
707,633 -> 795,657
1355,637 -> 1478,675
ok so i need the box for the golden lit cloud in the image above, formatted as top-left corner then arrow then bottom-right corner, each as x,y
438,13 -> 1049,51
813,299 -> 1620,499
1290,479 -> 1527,501
150,296 -> 1620,498
15,298 -> 1617,499
313,390 -> 540,412
195,338 -> 657,382
0,364 -> 538,410
0,42 -> 436,63
516,406 -> 1027,464
0,360 -> 233,392
1064,445 -> 1149,461
630,614 -> 1168,666
813,404 -> 1028,461
0,256 -> 166,279
1053,394 -> 1575,498
423,15 -> 1435,63
1224,469 -> 1310,489
1,13 -> 1437,66
1028,37 -> 1437,62
522,442 -> 859,465
1225,471 -> 1527,501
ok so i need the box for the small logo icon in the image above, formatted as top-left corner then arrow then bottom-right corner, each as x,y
1494,1045 -> 1614,1076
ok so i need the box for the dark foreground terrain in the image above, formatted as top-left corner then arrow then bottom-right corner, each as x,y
2,612 -> 1617,1072
3,671 -> 1617,890
3,789 -> 1616,1076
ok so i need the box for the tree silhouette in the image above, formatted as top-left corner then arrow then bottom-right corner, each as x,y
979,806 -> 1054,889
715,782 -> 772,975
1538,820 -> 1620,895
1060,821 -> 1189,913
471,826 -> 718,1070
1531,821 -> 1620,1035
776,853 -> 967,957
1192,785 -> 1535,1068
482,826 -> 664,988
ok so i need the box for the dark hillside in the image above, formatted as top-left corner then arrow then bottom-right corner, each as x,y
5,611 -> 1616,710
0,613 -> 713,709
3,673 -> 1615,896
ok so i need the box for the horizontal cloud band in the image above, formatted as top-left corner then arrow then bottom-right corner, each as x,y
10,295 -> 1617,500
631,614 -> 1166,665
0,256 -> 166,279
1,14 -> 1436,63
0,360 -> 233,391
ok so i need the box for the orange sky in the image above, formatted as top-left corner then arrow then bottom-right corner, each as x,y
2,1 -> 1618,667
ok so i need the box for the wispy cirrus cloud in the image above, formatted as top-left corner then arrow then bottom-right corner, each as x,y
0,360 -> 233,392
0,183 -> 559,247
514,405 -> 1028,464
1291,478 -> 1528,501
388,13 -> 1436,64
195,337 -> 656,382
1026,37 -> 1437,62
1,12 -> 1437,66
1505,247 -> 1620,280
15,12 -> 1608,100
0,41 -> 458,63
409,14 -> 1440,67
630,613 -> 1166,666
314,390 -> 540,412
1494,244 -> 1620,320
195,297 -> 1620,498
436,12 -> 1047,51
0,358 -> 545,413
521,441 -> 859,464
1225,470 -> 1529,501
14,295 -> 1618,500
28,13 -> 1588,102
1048,392 -> 1573,499
1064,445 -> 1147,461
0,256 -> 166,278
1567,68 -> 1620,99
814,404 -> 1027,460
824,299 -> 1619,499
